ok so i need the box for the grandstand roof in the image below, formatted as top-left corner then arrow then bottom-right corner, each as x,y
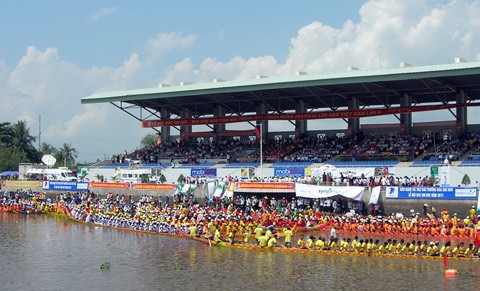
81,60 -> 480,117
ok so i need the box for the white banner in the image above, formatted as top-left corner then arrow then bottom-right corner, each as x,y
440,166 -> 450,187
213,182 -> 225,197
223,182 -> 235,198
295,183 -> 365,200
369,186 -> 381,204
311,167 -> 374,178
477,189 -> 480,211
207,182 -> 215,200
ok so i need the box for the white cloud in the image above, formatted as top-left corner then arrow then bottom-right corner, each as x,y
88,6 -> 118,23
144,32 -> 198,66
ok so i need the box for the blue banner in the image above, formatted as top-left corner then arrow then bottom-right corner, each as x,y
190,168 -> 217,177
385,186 -> 477,200
42,181 -> 89,191
274,168 -> 305,177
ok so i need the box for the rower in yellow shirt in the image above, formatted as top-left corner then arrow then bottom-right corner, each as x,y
283,227 -> 293,248
267,235 -> 277,248
258,235 -> 268,248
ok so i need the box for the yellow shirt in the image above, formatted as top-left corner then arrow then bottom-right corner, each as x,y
305,238 -> 314,249
283,229 -> 293,243
214,229 -> 221,242
297,239 -> 304,248
243,231 -> 251,243
188,225 -> 197,237
267,237 -> 277,248
254,227 -> 264,239
258,235 -> 268,247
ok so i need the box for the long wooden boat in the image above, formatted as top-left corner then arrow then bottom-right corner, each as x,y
178,228 -> 478,262
297,225 -> 475,241
59,206 -> 181,238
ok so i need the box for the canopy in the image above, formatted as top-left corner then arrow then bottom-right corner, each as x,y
0,171 -> 19,176
295,183 -> 364,201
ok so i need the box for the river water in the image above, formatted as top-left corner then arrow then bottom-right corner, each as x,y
1,212 -> 479,291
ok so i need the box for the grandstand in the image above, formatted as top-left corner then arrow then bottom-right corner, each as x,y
81,60 -> 480,186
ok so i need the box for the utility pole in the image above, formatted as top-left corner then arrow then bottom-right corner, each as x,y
38,114 -> 41,151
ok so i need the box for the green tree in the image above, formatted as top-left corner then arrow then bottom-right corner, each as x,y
0,147 -> 27,172
141,134 -> 157,147
11,120 -> 40,162
56,143 -> 78,167
461,174 -> 471,186
159,173 -> 167,184
177,174 -> 185,184
0,122 -> 13,147
40,142 -> 57,155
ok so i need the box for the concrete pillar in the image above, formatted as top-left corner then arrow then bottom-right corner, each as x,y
214,105 -> 225,136
456,90 -> 467,136
256,103 -> 268,139
347,96 -> 360,137
160,108 -> 170,142
295,100 -> 307,137
180,109 -> 192,141
400,93 -> 412,135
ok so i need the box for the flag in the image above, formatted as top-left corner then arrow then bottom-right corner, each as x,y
254,125 -> 261,138
443,254 -> 448,268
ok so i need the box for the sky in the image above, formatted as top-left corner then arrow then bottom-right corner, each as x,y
1,0 -> 480,163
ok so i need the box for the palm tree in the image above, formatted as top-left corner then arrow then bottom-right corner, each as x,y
0,122 -> 13,147
40,143 -> 57,155
59,143 -> 78,167
11,120 -> 40,162
11,120 -> 35,151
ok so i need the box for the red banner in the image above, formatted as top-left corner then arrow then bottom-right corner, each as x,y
218,130 -> 257,137
180,131 -> 215,138
142,103 -> 480,128
235,182 -> 295,190
131,183 -> 176,191
89,182 -> 129,189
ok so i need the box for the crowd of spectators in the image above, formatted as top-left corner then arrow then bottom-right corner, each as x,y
106,130 -> 480,166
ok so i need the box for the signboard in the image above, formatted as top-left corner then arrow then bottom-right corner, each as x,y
2,180 -> 42,188
190,168 -> 217,177
295,183 -> 364,200
430,166 -> 439,177
274,168 -> 305,177
88,182 -> 129,189
234,182 -> 296,193
385,186 -> 477,200
311,167 -> 374,178
130,183 -> 176,191
42,181 -> 88,191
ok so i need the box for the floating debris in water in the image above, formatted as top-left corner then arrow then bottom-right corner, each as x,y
173,264 -> 183,270
100,262 -> 111,270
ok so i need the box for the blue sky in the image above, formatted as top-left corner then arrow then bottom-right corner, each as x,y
1,0 -> 480,163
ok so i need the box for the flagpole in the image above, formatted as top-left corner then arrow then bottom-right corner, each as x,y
259,122 -> 263,179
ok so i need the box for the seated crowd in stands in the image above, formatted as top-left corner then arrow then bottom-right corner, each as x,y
107,130 -> 480,166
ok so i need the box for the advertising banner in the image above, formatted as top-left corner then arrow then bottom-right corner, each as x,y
131,183 -> 176,191
311,167 -> 374,178
295,183 -> 365,200
234,182 -> 296,193
190,168 -> 217,177
42,181 -> 89,191
274,168 -> 305,177
3,180 -> 42,188
385,186 -> 478,200
142,103 -> 480,127
89,182 -> 129,189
